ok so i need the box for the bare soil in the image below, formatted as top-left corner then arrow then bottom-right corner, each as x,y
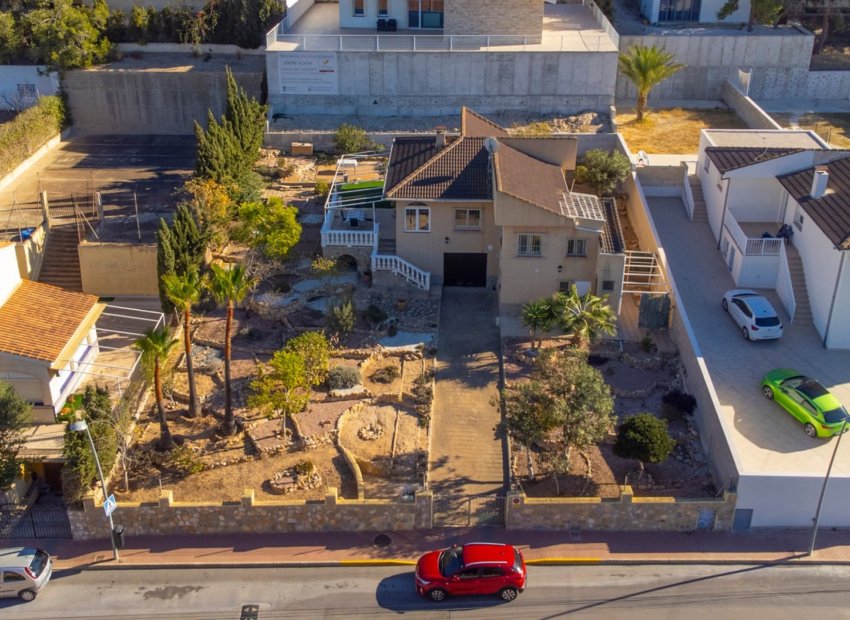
616,108 -> 748,154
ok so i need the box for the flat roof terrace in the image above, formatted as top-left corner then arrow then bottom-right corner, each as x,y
266,3 -> 618,53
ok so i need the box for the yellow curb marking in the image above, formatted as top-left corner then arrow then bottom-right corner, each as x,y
339,560 -> 418,566
526,558 -> 602,565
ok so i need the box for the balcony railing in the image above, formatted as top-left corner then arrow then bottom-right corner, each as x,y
372,253 -> 430,290
724,213 -> 782,257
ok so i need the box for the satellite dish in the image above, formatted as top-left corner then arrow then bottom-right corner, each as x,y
484,136 -> 500,154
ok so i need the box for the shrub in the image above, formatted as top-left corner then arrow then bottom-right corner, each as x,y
334,123 -> 369,154
661,388 -> 697,420
0,96 -> 67,179
575,149 -> 631,196
613,413 -> 675,467
327,297 -> 356,336
365,304 -> 388,325
170,445 -> 206,475
285,330 -> 330,387
311,256 -> 338,277
639,333 -> 655,353
327,366 -> 360,390
314,179 -> 330,197
294,459 -> 316,475
371,365 -> 400,384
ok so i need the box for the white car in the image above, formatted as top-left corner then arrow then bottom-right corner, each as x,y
721,289 -> 783,340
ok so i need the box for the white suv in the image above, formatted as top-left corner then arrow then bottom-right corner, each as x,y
0,547 -> 53,601
722,289 -> 783,341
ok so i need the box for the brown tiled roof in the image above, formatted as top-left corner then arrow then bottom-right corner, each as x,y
778,156 -> 850,250
384,136 -> 438,194
494,143 -> 567,214
461,107 -> 509,138
0,280 -> 102,363
386,137 -> 492,201
706,147 -> 803,175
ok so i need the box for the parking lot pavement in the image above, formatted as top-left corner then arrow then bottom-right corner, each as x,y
0,134 -> 195,240
647,196 -> 850,477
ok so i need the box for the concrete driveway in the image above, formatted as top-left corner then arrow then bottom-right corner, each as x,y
648,196 -> 850,477
429,288 -> 506,497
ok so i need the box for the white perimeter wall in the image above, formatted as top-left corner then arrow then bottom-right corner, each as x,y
738,473 -> 850,528
0,66 -> 59,110
827,254 -> 850,349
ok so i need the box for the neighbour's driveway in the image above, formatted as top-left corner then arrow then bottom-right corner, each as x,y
648,196 -> 850,477
429,288 -> 506,496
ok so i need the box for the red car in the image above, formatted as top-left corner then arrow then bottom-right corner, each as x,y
415,542 -> 527,602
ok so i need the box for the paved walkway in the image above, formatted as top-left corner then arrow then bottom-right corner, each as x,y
429,288 -> 506,498
19,529 -> 850,570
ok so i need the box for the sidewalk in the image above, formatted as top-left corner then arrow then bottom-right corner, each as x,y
17,528 -> 850,571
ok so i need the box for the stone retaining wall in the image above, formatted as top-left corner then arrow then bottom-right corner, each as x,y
506,487 -> 736,531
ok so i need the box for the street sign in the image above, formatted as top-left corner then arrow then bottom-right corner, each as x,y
103,494 -> 117,518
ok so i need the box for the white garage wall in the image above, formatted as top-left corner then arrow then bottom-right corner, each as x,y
738,473 -> 850,528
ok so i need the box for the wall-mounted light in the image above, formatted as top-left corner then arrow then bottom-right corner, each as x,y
557,265 -> 563,273
444,236 -> 450,244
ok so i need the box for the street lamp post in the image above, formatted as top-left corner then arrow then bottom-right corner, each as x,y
70,419 -> 119,561
808,418 -> 848,557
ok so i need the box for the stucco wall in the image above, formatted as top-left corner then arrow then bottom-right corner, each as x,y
506,488 -> 736,531
0,66 -> 59,110
720,80 -> 782,130
267,50 -> 618,116
737,474 -> 850,528
827,253 -> 850,349
78,242 -> 158,297
444,0 -> 542,37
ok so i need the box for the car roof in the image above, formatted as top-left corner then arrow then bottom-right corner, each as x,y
739,295 -> 778,317
462,543 -> 514,565
0,547 -> 38,568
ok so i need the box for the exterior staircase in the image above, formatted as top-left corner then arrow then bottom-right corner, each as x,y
785,244 -> 813,325
688,175 -> 708,224
377,238 -> 396,254
37,226 -> 83,291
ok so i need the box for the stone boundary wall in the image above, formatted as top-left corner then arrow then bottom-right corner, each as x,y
506,487 -> 737,531
721,80 -> 781,130
69,487 -> 433,539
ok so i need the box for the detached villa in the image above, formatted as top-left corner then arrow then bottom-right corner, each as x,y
696,129 -> 850,348
321,108 -> 628,317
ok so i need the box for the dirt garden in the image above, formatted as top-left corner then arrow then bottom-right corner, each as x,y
503,336 -> 715,500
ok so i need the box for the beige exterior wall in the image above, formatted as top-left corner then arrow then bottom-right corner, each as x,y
79,242 -> 158,297
394,200 -> 499,283
444,0 -> 543,37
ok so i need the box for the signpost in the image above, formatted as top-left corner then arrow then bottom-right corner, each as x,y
103,494 -> 117,518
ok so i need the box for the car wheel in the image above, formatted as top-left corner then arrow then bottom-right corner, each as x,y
722,298 -> 728,311
18,589 -> 36,602
499,587 -> 519,602
762,386 -> 774,400
805,423 -> 818,438
428,589 -> 447,602
742,326 -> 750,340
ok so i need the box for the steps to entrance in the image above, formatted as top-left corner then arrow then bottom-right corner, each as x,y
688,176 -> 709,224
37,226 -> 83,291
785,245 -> 812,325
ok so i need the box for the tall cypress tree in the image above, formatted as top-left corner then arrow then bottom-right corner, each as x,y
156,218 -> 176,313
226,66 -> 266,169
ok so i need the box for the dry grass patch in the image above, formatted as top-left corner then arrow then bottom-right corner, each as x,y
616,108 -> 748,154
771,113 -> 850,149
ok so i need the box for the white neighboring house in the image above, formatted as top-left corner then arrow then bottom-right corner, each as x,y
696,129 -> 850,348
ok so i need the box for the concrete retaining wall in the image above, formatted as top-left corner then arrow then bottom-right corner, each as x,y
721,80 -> 781,130
751,68 -> 850,100
506,488 -> 736,531
78,242 -> 159,296
267,50 -> 619,116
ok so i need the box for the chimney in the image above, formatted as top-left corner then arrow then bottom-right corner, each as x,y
435,125 -> 447,149
811,166 -> 829,199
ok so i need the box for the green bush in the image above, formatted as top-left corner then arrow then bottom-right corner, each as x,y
314,178 -> 330,197
170,445 -> 206,476
327,365 -> 361,390
0,96 -> 68,179
327,297 -> 356,336
294,459 -> 316,475
334,123 -> 369,154
661,388 -> 697,420
613,413 -> 675,466
370,365 -> 399,384
61,386 -> 118,502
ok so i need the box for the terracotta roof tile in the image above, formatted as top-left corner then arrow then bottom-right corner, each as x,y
386,137 -> 492,201
494,143 -> 567,214
0,280 -> 102,363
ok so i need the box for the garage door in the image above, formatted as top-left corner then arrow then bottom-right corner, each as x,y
443,253 -> 487,287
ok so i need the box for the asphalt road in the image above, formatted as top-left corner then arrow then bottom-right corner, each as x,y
3,564 -> 850,620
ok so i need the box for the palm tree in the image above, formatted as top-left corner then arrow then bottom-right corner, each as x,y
134,326 -> 179,451
520,298 -> 554,349
551,286 -> 617,347
618,45 -> 684,122
162,269 -> 202,418
206,263 -> 254,436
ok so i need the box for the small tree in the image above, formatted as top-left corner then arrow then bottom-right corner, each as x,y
249,349 -> 310,436
327,297 -> 356,337
502,380 -> 561,480
183,177 -> 234,237
334,123 -> 369,154
235,197 -> 302,260
551,286 -> 617,347
613,413 -> 675,472
618,45 -> 684,122
134,327 -> 178,451
284,331 -> 330,387
520,297 -> 554,349
575,149 -> 631,197
0,382 -> 32,489
156,218 -> 177,313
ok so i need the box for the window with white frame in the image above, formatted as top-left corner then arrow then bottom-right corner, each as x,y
517,233 -> 542,257
454,208 -> 481,230
378,0 -> 388,14
566,238 -> 587,257
353,0 -> 364,15
404,205 -> 430,232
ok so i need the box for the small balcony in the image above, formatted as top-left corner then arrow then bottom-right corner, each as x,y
724,214 -> 786,257
320,152 -> 387,250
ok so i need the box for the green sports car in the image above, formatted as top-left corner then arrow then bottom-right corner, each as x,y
761,369 -> 850,438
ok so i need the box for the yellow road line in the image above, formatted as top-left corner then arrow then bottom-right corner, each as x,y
525,558 -> 602,565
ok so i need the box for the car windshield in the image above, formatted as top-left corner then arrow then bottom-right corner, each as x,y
438,547 -> 463,576
755,316 -> 781,327
29,550 -> 49,577
822,406 -> 850,425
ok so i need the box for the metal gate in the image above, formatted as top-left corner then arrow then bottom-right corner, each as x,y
0,505 -> 73,539
433,496 -> 505,528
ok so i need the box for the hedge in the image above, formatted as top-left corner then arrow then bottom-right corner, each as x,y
0,96 -> 68,179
